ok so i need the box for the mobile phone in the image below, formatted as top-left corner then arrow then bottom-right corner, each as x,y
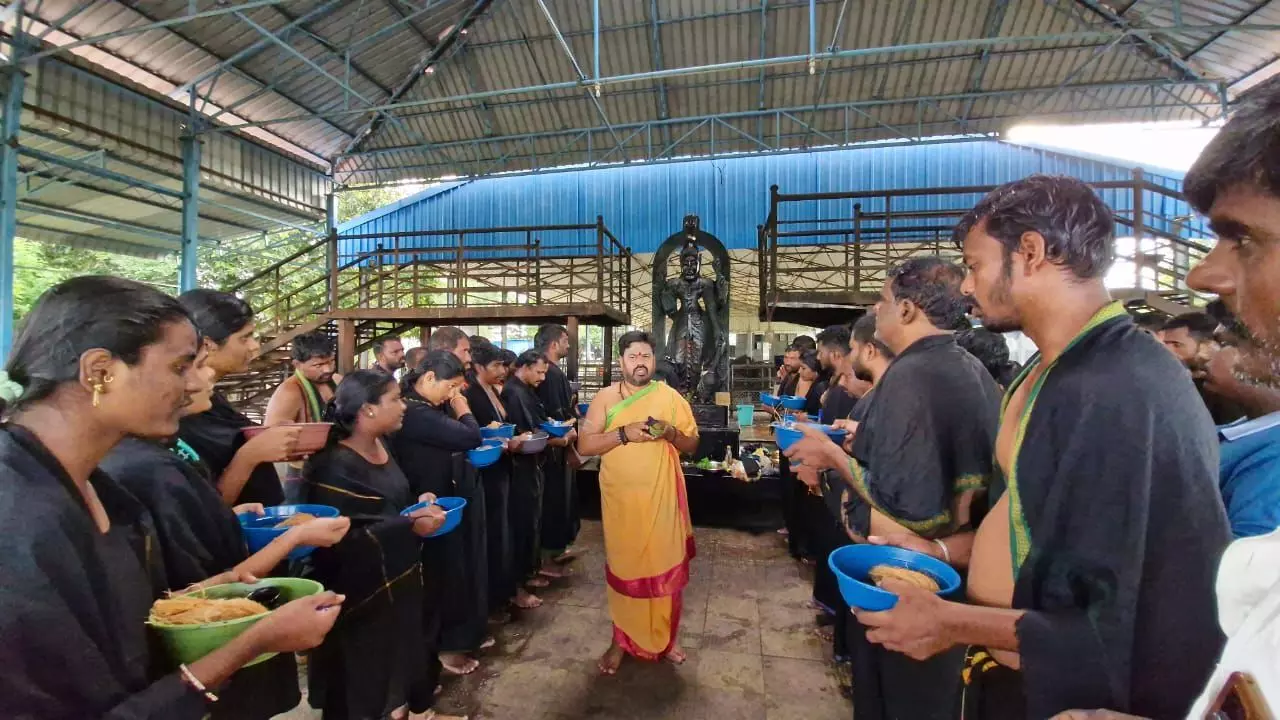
1207,672 -> 1274,720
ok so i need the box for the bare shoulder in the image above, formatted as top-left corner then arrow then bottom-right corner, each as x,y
594,384 -> 622,409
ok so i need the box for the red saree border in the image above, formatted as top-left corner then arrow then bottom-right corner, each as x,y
604,443 -> 698,598
613,591 -> 684,661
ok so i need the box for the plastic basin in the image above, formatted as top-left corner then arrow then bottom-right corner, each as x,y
149,577 -> 325,666
467,440 -> 504,468
400,496 -> 468,538
577,402 -> 590,417
827,545 -> 961,611
540,419 -> 576,438
515,431 -> 550,454
804,422 -> 847,445
772,423 -> 804,452
760,391 -> 782,406
238,504 -> 340,561
776,395 -> 806,410
480,423 -> 516,440
242,422 -> 332,459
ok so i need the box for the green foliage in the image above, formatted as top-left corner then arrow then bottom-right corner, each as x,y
10,184 -> 417,324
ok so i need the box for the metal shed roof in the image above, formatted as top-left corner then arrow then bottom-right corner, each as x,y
8,0 -> 1280,189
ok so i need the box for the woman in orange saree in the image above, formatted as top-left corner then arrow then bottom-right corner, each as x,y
580,331 -> 700,675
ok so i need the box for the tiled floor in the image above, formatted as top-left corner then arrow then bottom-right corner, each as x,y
284,521 -> 850,719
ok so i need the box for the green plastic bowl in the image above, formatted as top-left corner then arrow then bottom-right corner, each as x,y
149,577 -> 325,667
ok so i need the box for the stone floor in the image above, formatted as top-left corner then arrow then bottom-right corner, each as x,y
285,520 -> 850,719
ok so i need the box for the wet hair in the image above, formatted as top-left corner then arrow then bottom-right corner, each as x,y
372,335 -> 402,356
816,324 -> 851,353
499,348 -> 517,366
1,276 -> 192,415
952,174 -> 1115,281
325,370 -> 396,442
852,313 -> 895,359
291,330 -> 335,363
618,330 -> 656,355
1185,80 -> 1280,212
515,349 -> 548,368
428,326 -> 467,352
177,289 -> 253,345
790,335 -> 816,352
957,328 -> 1020,387
403,346 -> 427,371
535,324 -> 569,350
1161,312 -> 1219,343
401,349 -> 467,397
471,342 -> 503,368
888,257 -> 972,331
798,349 -> 822,374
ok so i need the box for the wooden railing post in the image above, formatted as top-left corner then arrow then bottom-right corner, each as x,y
1132,167 -> 1146,290
595,216 -> 605,305
456,232 -> 466,307
853,203 -> 862,292
337,319 -> 356,374
327,229 -> 339,312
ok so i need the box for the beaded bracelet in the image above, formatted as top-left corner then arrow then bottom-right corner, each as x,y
178,664 -> 219,703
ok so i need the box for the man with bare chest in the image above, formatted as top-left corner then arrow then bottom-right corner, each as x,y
854,176 -> 1230,719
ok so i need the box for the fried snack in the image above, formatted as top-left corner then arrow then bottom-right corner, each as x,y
274,511 -> 317,529
868,564 -> 940,592
486,421 -> 502,429
149,595 -> 270,625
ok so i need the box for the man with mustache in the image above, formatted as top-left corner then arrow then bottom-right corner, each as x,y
577,331 -> 699,676
828,175 -> 1229,720
265,330 -> 341,427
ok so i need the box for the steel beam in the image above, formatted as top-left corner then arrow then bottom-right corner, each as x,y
959,0 -> 1011,122
533,0 -> 625,157
20,0 -> 293,63
0,22 -> 25,359
180,124 -> 201,291
338,78 -> 1212,161
1065,0 -> 1209,83
210,28 -> 1229,133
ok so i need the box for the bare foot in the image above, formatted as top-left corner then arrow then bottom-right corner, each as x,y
440,653 -> 479,676
598,642 -> 624,675
813,626 -> 834,643
553,548 -> 581,564
663,646 -> 687,665
525,575 -> 551,588
511,589 -> 542,609
776,528 -> 789,536
537,565 -> 571,579
412,712 -> 468,720
478,635 -> 497,650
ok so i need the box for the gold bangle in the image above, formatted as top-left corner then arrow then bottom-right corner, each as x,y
178,663 -> 219,703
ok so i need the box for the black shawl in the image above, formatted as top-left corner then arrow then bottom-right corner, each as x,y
1003,307 -> 1230,719
0,426 -> 207,719
100,437 -> 300,720
846,335 -> 1001,537
178,392 -> 283,506
536,361 -> 574,421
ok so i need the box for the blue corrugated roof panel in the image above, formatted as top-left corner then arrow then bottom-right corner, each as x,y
338,140 -> 1199,260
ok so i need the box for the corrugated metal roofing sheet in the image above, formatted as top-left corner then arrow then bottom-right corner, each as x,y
16,0 -> 1280,183
338,138 -> 1201,262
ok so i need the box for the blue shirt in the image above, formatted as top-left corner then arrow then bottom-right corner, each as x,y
1219,412 -> 1280,538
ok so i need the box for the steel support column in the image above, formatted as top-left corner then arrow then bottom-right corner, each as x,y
180,125 -> 201,292
0,24 -> 27,359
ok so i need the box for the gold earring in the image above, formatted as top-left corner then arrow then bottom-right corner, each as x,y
91,374 -> 114,408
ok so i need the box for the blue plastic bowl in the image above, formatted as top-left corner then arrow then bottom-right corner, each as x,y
238,504 -> 340,561
777,395 -> 807,410
400,496 -> 468,538
805,422 -> 848,445
480,423 -> 515,440
772,423 -> 804,451
540,419 -> 576,438
467,440 -> 504,468
827,545 -> 962,611
760,391 -> 782,406
577,402 -> 589,417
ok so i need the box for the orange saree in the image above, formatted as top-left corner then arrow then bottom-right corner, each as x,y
600,381 -> 698,659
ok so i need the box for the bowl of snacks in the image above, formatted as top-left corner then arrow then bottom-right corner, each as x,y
466,440 -> 504,468
148,577 -> 326,666
540,419 -> 577,438
400,496 -> 467,538
480,422 -> 516,440
827,545 -> 961,611
515,431 -> 550,454
238,504 -> 340,561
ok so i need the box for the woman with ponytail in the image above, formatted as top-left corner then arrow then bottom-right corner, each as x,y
0,276 -> 342,718
176,289 -> 302,507
302,371 -> 450,720
391,350 -> 491,678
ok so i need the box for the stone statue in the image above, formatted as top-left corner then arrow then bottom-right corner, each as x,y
652,216 -> 730,402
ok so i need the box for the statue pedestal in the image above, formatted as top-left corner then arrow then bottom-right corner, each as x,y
689,403 -> 739,463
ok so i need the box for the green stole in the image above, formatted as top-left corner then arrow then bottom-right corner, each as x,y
295,369 -> 325,423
